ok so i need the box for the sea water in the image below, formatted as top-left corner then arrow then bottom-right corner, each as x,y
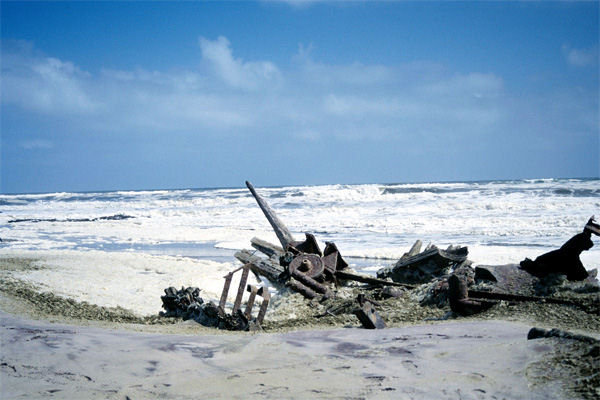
1,178 -> 598,315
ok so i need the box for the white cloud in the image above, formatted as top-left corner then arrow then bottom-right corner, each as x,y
3,52 -> 98,114
323,94 -> 401,116
562,45 -> 598,67
2,36 -> 593,148
199,36 -> 281,90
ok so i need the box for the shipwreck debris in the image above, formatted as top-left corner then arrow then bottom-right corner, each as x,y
354,294 -> 386,329
377,242 -> 469,284
528,327 -> 599,345
520,216 -> 600,281
448,274 -> 496,316
216,263 -> 270,331
160,264 -> 270,331
225,182 -> 599,328
238,181 -> 355,301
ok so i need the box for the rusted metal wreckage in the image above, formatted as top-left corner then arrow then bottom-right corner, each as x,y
163,183 -> 599,330
234,181 -> 416,328
160,263 -> 270,331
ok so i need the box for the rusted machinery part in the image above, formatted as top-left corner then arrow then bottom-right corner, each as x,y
287,278 -> 319,299
289,233 -> 323,256
288,253 -> 324,279
323,242 -> 348,270
291,270 -> 333,298
354,301 -> 386,329
448,275 -> 496,316
528,327 -> 599,344
467,289 -> 593,313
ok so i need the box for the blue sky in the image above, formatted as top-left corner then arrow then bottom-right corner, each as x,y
1,1 -> 598,193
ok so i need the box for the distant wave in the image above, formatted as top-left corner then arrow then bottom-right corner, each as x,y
381,187 -> 473,195
553,188 -> 600,197
8,214 -> 134,224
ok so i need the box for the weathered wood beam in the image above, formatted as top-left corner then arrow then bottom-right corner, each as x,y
401,240 -> 422,260
251,237 -> 284,259
234,250 -> 285,287
246,181 -> 295,249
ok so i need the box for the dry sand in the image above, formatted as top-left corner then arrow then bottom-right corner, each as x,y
0,312 -> 579,400
1,254 -> 599,399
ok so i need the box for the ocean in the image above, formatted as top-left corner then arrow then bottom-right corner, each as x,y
1,178 -> 598,316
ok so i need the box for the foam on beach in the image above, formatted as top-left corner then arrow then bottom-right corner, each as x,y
1,249 -> 258,316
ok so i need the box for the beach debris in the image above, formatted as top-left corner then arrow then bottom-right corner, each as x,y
377,240 -> 469,284
159,264 -> 270,331
447,274 -> 496,316
236,181 -> 362,301
230,182 -> 600,328
160,286 -> 204,319
474,264 -> 543,297
520,216 -> 599,281
215,263 -> 270,331
410,259 -> 474,307
353,294 -> 386,329
527,327 -> 599,345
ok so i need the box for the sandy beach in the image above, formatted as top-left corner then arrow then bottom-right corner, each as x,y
0,311 -> 573,400
1,253 -> 599,399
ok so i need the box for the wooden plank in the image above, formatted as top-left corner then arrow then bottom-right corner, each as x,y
251,237 -> 284,259
244,285 -> 259,319
219,272 -> 233,312
234,250 -> 285,286
256,288 -> 271,324
232,265 -> 250,314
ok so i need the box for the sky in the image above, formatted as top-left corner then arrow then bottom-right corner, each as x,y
1,1 -> 598,194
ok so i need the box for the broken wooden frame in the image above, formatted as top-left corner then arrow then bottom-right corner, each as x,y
218,263 -> 271,325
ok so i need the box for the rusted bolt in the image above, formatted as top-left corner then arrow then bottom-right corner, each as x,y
299,259 -> 312,272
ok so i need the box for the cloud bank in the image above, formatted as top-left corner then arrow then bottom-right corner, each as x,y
1,37 -> 597,149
